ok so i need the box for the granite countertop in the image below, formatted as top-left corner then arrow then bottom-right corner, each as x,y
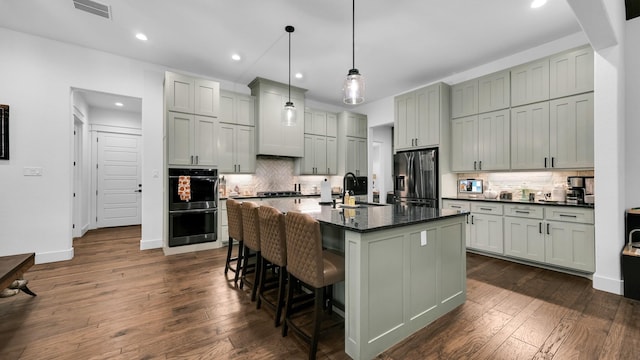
253,198 -> 465,233
220,193 -> 342,200
443,196 -> 595,209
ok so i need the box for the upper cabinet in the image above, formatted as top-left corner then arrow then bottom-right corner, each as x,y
549,93 -> 594,169
338,111 -> 368,176
510,102 -> 550,170
220,90 -> 255,126
248,77 -> 306,157
299,108 -> 338,175
394,82 -> 449,152
549,46 -> 594,99
510,58 -> 550,107
478,70 -> 510,113
451,79 -> 478,119
451,110 -> 510,172
165,71 -> 220,117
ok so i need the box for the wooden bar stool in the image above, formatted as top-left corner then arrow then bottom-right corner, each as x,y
224,198 -> 244,286
240,201 -> 261,301
256,205 -> 287,326
282,211 -> 345,360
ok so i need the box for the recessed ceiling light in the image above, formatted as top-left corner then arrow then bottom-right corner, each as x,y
115,102 -> 123,107
231,54 -> 241,61
531,0 -> 547,8
295,73 -> 303,79
135,33 -> 148,41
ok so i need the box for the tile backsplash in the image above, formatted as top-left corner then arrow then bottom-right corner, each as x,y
221,156 -> 343,196
457,170 -> 595,196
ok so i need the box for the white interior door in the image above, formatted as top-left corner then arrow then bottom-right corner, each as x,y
73,119 -> 82,237
97,132 -> 141,228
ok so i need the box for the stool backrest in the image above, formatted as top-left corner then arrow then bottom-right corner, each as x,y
258,206 -> 287,267
241,201 -> 260,251
285,211 -> 323,288
226,198 -> 243,241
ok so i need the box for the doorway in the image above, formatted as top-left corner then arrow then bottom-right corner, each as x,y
72,89 -> 143,236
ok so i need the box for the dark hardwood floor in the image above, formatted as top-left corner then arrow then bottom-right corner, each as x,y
1,226 -> 638,359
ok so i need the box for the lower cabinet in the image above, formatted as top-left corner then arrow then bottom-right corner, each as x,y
469,213 -> 503,254
545,220 -> 595,272
219,200 -> 228,244
504,217 -> 545,263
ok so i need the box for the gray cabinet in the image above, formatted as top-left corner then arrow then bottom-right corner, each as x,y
451,79 -> 478,119
220,90 -> 255,126
167,112 -> 217,166
394,83 -> 447,151
345,137 -> 367,176
544,205 -> 595,272
510,58 -> 550,107
478,70 -> 510,113
442,200 -> 471,247
549,93 -> 594,169
503,204 -> 545,263
300,109 -> 338,175
510,102 -> 550,170
549,46 -> 594,99
165,71 -> 220,117
304,109 -> 337,136
248,77 -> 306,157
338,111 -> 368,176
301,134 -> 328,175
218,123 -> 255,173
451,110 -> 509,172
468,203 -> 503,254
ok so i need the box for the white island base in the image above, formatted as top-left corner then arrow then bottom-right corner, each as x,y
344,216 -> 467,360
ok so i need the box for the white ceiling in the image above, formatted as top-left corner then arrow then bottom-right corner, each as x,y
0,0 -> 582,109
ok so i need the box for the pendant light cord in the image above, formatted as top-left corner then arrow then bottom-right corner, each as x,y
288,29 -> 292,102
352,0 -> 355,70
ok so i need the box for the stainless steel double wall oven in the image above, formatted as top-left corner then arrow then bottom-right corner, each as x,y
168,168 -> 218,247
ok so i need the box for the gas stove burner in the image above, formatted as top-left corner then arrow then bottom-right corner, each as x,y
257,191 -> 302,198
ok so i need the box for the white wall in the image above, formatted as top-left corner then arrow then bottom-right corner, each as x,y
0,28 -> 168,262
626,18 -> 640,207
89,107 -> 142,129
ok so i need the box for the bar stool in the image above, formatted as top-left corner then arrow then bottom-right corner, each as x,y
224,198 -> 243,286
240,201 -> 261,301
256,205 -> 287,326
282,211 -> 345,360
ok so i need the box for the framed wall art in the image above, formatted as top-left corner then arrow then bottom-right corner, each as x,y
1,104 -> 8,160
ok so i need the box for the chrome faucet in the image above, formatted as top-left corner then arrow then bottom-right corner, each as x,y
343,172 -> 357,204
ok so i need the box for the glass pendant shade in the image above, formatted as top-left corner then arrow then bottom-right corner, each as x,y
343,68 -> 365,105
282,101 -> 296,126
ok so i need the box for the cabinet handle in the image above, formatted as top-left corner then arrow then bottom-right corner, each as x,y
551,157 -> 555,168
327,168 -> 330,174
471,215 -> 474,225
466,215 -> 469,224
544,157 -> 548,168
191,155 -> 194,164
479,160 -> 482,170
234,164 -> 237,172
451,205 -> 461,209
547,223 -> 550,235
238,164 -> 241,172
474,161 -> 477,170
480,207 -> 492,211
539,222 -> 542,234
559,214 -> 577,218
195,155 -> 199,164
415,138 -> 418,146
515,210 -> 530,214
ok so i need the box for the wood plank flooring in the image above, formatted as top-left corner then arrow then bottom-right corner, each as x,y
1,226 -> 639,359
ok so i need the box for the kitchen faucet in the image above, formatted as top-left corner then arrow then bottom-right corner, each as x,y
343,172 -> 357,204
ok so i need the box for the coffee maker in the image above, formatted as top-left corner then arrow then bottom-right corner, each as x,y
566,176 -> 588,204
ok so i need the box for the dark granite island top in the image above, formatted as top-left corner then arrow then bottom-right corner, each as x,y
257,198 -> 466,233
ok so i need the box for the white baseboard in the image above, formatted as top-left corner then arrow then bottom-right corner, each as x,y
593,274 -> 623,295
140,238 -> 163,250
162,241 -> 221,255
35,248 -> 74,264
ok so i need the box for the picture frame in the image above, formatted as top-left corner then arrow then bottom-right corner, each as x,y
0,104 -> 8,160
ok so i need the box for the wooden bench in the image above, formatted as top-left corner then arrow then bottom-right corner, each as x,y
0,253 -> 37,296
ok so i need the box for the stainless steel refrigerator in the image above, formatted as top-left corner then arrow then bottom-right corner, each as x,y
394,148 -> 438,207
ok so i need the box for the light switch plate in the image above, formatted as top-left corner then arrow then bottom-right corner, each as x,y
23,167 -> 43,176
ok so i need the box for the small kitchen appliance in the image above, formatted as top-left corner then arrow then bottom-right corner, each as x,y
566,176 -> 592,204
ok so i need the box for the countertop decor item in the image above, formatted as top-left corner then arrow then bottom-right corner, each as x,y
282,25 -> 297,126
483,190 -> 498,199
343,0 -> 364,105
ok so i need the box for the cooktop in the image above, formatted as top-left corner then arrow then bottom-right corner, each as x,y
256,191 -> 303,198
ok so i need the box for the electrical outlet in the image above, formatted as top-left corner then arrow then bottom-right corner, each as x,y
23,167 -> 43,176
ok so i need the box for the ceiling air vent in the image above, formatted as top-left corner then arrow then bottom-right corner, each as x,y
73,0 -> 111,20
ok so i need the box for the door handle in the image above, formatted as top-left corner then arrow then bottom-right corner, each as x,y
238,164 -> 241,172
471,215 -> 474,225
474,161 -> 477,170
479,160 -> 482,170
539,222 -> 542,233
415,138 -> 418,146
191,155 -> 194,164
546,223 -> 550,235
195,155 -> 199,164
234,164 -> 237,172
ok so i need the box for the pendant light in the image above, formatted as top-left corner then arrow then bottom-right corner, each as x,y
343,0 -> 364,105
282,25 -> 297,126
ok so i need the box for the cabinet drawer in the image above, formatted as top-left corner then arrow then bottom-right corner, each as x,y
504,204 -> 543,219
545,206 -> 594,224
442,200 -> 471,212
471,202 -> 503,215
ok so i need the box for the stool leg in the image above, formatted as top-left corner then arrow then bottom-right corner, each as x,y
240,245 -> 249,290
224,237 -> 234,274
274,267 -> 286,327
234,241 -> 244,286
309,287 -> 323,360
282,272 -> 295,337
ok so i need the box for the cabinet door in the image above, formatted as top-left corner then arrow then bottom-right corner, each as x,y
346,113 -> 368,138
236,94 -> 255,126
219,91 -> 235,124
478,70 -> 510,113
217,123 -> 236,173
450,116 -> 478,172
326,113 -> 338,137
301,134 -> 316,174
326,137 -> 338,175
549,46 -> 594,99
510,102 -> 549,170
236,125 -> 255,173
166,72 -> 195,114
504,217 -> 544,263
311,111 -> 327,135
314,136 -> 328,174
416,85 -> 440,147
394,92 -> 416,151
258,89 -> 304,157
545,221 -> 595,272
346,137 -> 358,175
194,115 -> 217,166
510,58 -> 550,107
477,109 -> 510,170
167,112 -> 194,165
469,213 -> 503,254
549,93 -> 594,169
194,79 -> 220,117
357,138 -> 368,176
451,79 -> 478,119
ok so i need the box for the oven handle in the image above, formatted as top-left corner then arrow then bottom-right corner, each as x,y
169,175 -> 218,180
169,208 -> 218,215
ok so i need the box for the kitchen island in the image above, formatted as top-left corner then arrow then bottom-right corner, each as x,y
258,198 -> 467,360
